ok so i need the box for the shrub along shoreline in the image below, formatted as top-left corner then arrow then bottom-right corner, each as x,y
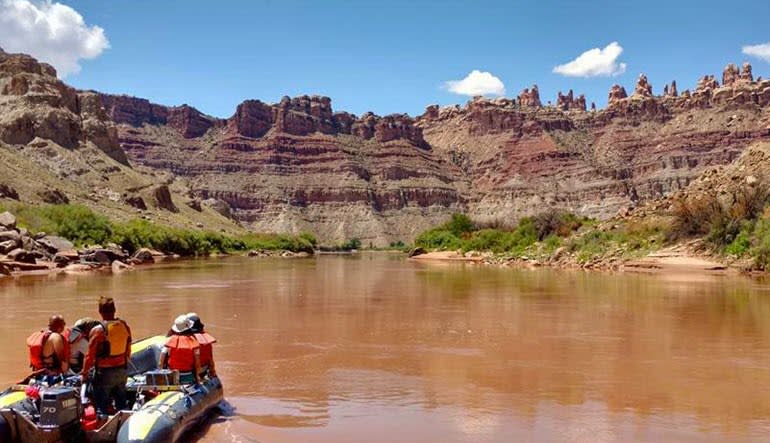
0,203 -> 317,257
409,193 -> 770,273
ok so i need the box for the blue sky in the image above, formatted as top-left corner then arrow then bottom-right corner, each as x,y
3,0 -> 770,118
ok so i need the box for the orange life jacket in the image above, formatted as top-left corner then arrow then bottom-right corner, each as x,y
97,319 -> 130,368
165,335 -> 199,372
26,329 -> 55,370
193,332 -> 216,370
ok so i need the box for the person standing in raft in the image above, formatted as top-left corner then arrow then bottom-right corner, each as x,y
80,297 -> 132,416
187,313 -> 217,379
26,315 -> 69,377
160,315 -> 201,384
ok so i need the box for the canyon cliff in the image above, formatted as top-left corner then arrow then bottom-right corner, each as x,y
2,47 -> 770,246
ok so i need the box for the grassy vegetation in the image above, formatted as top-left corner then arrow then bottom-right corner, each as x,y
0,203 -> 317,256
415,211 -> 593,257
566,220 -> 665,263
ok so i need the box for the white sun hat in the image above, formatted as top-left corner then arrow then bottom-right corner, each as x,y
171,314 -> 193,333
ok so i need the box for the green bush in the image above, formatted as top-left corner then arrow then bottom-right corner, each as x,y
442,213 -> 475,237
725,224 -> 752,256
670,183 -> 770,248
462,229 -> 516,253
414,229 -> 461,250
752,220 -> 770,268
0,203 -> 316,256
568,230 -> 613,262
531,210 -> 585,240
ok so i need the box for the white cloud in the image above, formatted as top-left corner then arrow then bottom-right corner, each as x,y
444,70 -> 506,96
742,42 -> 770,63
553,42 -> 627,77
0,0 -> 109,76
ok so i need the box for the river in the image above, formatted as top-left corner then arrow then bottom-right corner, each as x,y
1,253 -> 770,442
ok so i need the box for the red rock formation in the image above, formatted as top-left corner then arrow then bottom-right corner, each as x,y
375,114 -> 427,148
99,94 -> 169,127
556,90 -> 586,111
633,74 -> 653,97
0,49 -> 124,163
667,80 -> 678,97
518,85 -> 541,107
167,105 -> 216,138
608,84 -> 628,105
696,75 -> 719,92
228,99 -> 274,138
741,62 -> 753,82
722,63 -> 740,86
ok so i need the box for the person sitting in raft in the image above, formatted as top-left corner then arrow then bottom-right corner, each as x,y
187,313 -> 217,379
27,315 -> 69,378
67,317 -> 101,374
159,315 -> 202,384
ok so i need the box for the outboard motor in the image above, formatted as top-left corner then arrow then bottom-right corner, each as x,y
39,387 -> 81,435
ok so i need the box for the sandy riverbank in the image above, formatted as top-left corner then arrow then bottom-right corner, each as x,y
409,245 -> 742,277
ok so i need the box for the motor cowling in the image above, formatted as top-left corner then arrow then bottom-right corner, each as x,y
39,387 -> 80,429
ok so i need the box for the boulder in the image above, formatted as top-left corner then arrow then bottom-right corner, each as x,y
186,199 -> 202,212
0,239 -> 19,254
0,229 -> 21,243
80,248 -> 125,264
38,189 -> 69,204
202,198 -> 232,218
0,184 -> 19,200
131,248 -> 155,264
125,195 -> 147,210
36,235 -> 74,254
0,211 -> 16,229
7,248 -> 35,264
408,247 -> 426,257
111,260 -> 132,273
53,253 -> 73,267
153,185 -> 178,212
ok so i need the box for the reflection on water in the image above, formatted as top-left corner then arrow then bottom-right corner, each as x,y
2,254 -> 770,442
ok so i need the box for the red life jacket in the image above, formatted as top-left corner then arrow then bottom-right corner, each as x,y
193,332 -> 216,369
26,329 -> 55,370
165,335 -> 199,372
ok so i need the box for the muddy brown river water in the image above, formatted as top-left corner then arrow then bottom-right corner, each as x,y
2,253 -> 770,442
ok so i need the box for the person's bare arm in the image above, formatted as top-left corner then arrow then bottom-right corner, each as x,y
124,322 -> 132,361
50,333 -> 69,373
159,347 -> 168,369
193,349 -> 201,383
208,350 -> 217,378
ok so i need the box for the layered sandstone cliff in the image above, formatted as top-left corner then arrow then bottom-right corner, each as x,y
418,64 -> 770,225
0,48 -> 239,234
97,93 -> 465,245
2,47 -> 769,246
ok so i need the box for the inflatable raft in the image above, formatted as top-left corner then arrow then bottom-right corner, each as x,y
0,335 -> 223,443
